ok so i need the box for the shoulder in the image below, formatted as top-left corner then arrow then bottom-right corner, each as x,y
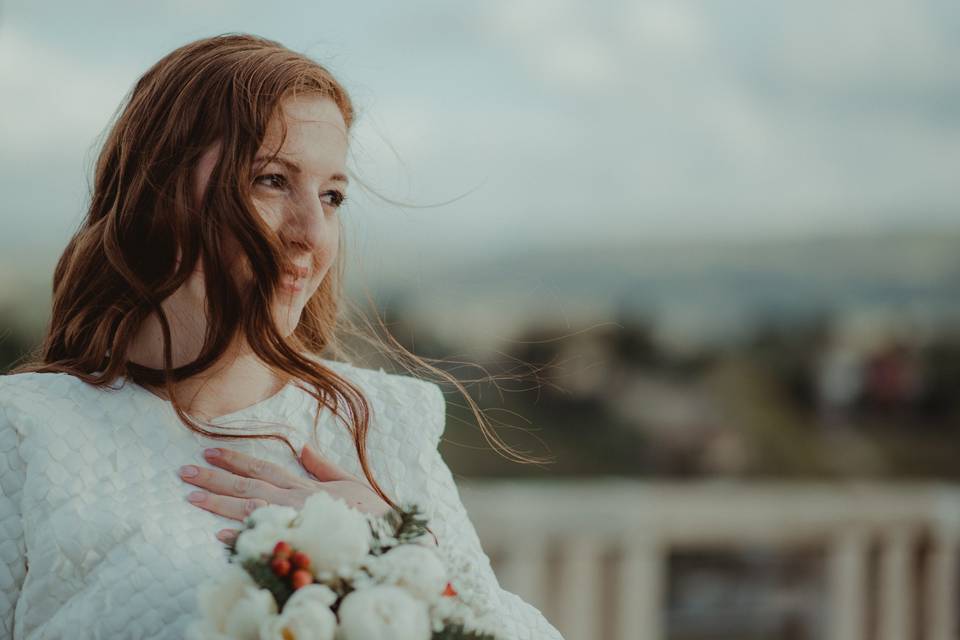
0,371 -> 74,405
0,371 -> 114,424
316,358 -> 441,403
0,370 -> 111,398
312,358 -> 447,443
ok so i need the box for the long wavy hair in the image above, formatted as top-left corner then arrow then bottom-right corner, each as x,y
9,33 -> 553,517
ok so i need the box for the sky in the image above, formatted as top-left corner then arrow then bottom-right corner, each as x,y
1,0 -> 959,278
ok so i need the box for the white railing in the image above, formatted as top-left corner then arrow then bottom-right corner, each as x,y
459,481 -> 960,640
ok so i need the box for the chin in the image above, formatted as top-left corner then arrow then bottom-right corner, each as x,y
272,301 -> 306,338
272,278 -> 321,335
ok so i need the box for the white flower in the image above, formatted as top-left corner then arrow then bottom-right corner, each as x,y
259,585 -> 338,640
284,584 -> 338,618
195,564 -> 255,629
336,584 -> 432,640
192,564 -> 277,639
428,597 -> 500,637
233,504 -> 298,561
235,522 -> 287,561
367,545 -> 448,604
247,504 -> 298,529
429,596 -> 474,633
224,586 -> 277,640
286,492 -> 371,573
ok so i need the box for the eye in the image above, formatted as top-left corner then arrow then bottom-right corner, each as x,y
321,190 -> 347,209
254,173 -> 287,190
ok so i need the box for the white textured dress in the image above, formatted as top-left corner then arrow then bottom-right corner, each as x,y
0,359 -> 563,640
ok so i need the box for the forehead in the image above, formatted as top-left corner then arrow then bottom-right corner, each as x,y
258,95 -> 348,167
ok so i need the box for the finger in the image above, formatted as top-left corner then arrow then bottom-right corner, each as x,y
300,443 -> 357,482
186,489 -> 267,522
216,528 -> 239,544
203,447 -> 306,489
179,464 -> 282,503
318,479 -> 392,516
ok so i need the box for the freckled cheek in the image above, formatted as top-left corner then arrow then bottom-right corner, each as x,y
256,204 -> 284,231
319,224 -> 339,266
305,239 -> 336,293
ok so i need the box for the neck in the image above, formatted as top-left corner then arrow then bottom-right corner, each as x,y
127,309 -> 286,422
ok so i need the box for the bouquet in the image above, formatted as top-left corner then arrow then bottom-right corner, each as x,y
186,491 -> 500,640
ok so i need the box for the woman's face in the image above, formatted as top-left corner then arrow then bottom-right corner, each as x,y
191,95 -> 349,338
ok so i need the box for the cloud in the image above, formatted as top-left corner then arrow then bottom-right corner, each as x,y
0,28 -> 135,153
478,0 -> 627,93
0,0 -> 958,265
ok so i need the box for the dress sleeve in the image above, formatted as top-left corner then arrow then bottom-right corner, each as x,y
0,399 -> 28,638
414,382 -> 564,640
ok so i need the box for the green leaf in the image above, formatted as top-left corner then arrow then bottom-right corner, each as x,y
432,622 -> 499,640
241,557 -> 293,610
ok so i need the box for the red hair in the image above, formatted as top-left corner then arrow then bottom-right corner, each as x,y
11,33 -> 553,517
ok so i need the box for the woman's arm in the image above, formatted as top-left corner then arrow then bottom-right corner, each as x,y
0,400 -> 28,638
416,383 -> 564,640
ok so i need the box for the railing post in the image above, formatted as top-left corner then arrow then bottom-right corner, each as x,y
495,536 -> 549,614
616,534 -> 664,640
926,526 -> 959,640
555,535 -> 606,640
828,527 -> 869,640
878,526 -> 917,640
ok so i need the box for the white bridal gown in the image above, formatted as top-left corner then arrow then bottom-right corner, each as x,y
0,359 -> 564,639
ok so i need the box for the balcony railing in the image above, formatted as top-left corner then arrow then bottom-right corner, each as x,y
460,481 -> 960,640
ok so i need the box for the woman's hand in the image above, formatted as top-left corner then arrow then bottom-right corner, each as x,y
178,443 -> 393,544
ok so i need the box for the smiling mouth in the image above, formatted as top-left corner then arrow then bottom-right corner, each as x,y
280,277 -> 304,293
279,266 -> 308,293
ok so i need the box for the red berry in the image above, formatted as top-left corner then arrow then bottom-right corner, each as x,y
271,557 -> 291,578
273,541 -> 292,559
290,550 -> 311,570
442,581 -> 458,597
291,569 -> 313,590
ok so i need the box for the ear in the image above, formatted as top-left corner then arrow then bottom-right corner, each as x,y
299,443 -> 355,482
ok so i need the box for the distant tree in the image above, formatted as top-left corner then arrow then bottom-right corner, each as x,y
0,326 -> 35,373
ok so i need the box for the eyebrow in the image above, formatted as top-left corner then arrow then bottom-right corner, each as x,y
254,154 -> 349,186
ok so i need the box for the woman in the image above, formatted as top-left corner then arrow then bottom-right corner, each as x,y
0,34 -> 562,639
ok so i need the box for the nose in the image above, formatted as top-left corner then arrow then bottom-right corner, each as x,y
278,189 -> 333,254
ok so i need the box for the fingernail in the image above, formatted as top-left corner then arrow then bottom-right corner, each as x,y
204,448 -> 221,458
188,491 -> 206,503
216,530 -> 234,543
179,465 -> 199,478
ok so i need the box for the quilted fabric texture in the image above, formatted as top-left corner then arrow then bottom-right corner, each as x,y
0,359 -> 563,639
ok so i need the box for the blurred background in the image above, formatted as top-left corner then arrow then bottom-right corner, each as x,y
1,1 -> 958,638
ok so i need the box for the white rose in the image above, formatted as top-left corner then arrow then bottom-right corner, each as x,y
195,564 -> 256,630
193,564 -> 278,640
235,522 -> 287,561
427,597 -> 500,637
223,586 -> 277,640
247,504 -> 298,529
259,585 -> 338,640
232,504 -> 298,561
260,609 -> 337,640
284,583 -> 338,611
260,585 -> 338,640
336,585 -> 431,640
286,492 -> 371,573
368,545 -> 448,604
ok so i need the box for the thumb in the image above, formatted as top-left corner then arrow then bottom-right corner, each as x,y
300,443 -> 355,482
